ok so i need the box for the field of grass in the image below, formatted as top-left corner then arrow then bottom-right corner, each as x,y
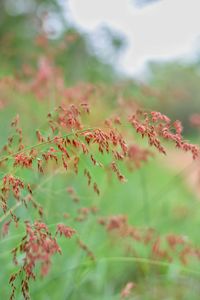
0,81 -> 200,300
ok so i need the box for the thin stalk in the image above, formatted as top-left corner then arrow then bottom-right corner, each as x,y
0,127 -> 94,164
0,202 -> 21,223
139,168 -> 150,224
99,256 -> 200,277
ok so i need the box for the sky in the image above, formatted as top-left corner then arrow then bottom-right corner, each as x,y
66,0 -> 200,77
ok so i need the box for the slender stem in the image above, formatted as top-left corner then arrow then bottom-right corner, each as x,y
0,169 -> 63,223
139,168 -> 150,224
0,202 -> 21,223
99,256 -> 200,276
32,255 -> 200,291
0,127 -> 94,164
0,128 -> 94,223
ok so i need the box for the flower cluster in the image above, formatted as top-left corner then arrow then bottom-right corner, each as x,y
120,282 -> 136,299
129,111 -> 200,159
9,221 -> 75,300
99,215 -> 200,265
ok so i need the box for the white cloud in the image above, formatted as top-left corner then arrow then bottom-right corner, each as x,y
67,0 -> 200,76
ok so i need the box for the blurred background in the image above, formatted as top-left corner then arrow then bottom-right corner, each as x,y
1,0 -> 200,134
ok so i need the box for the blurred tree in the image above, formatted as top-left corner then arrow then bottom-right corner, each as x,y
0,0 -> 119,83
147,61 -> 200,133
0,0 -> 66,66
